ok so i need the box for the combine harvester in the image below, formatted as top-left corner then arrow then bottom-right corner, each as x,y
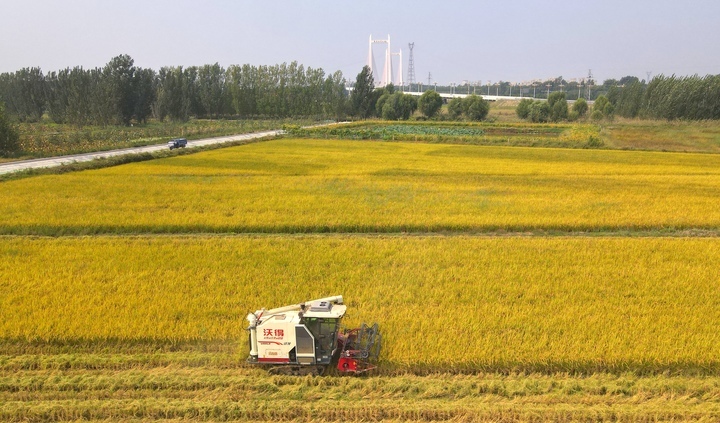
246,296 -> 380,375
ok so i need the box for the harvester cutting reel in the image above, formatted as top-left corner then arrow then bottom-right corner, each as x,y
337,322 -> 382,374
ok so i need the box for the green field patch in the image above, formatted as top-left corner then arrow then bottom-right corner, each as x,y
289,121 -> 592,148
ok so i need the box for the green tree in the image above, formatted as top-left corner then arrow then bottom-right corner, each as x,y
572,98 -> 588,117
0,102 -> 19,157
103,55 -> 137,125
593,95 -> 609,116
376,92 -> 391,118
227,64 -> 258,118
516,98 -> 533,119
1,67 -> 46,122
614,81 -> 644,118
380,93 -> 417,120
322,70 -> 348,121
133,67 -> 156,124
45,69 -> 70,124
65,67 -> 92,126
447,97 -> 463,120
528,101 -> 551,123
197,63 -> 227,118
462,95 -> 489,121
548,91 -> 568,122
418,90 -> 443,118
350,66 -> 375,118
603,102 -> 615,120
154,66 -> 192,122
397,93 -> 417,120
381,100 -> 397,120
371,84 -> 395,118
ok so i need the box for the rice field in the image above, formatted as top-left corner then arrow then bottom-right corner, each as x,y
1,139 -> 720,235
3,129 -> 720,421
1,236 -> 719,374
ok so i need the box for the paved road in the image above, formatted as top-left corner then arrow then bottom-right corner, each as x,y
0,130 -> 283,175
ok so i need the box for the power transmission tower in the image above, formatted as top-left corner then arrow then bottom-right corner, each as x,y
407,42 -> 415,91
646,71 -> 652,83
427,72 -> 432,86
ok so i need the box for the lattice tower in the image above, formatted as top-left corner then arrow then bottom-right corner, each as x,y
407,43 -> 415,86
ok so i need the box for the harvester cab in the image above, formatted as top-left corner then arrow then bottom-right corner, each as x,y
246,295 -> 380,375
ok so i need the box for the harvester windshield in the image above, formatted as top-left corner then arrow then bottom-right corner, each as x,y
303,317 -> 340,364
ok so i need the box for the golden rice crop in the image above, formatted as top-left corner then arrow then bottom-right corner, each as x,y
1,139 -> 720,235
1,235 -> 718,373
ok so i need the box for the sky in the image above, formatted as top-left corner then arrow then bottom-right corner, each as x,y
1,0 -> 719,86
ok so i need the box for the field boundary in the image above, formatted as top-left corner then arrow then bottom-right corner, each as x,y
1,228 -> 719,239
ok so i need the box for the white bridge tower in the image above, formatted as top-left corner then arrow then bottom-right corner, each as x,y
368,34 -> 402,87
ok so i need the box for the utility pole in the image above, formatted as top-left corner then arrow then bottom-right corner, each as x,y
578,80 -> 583,100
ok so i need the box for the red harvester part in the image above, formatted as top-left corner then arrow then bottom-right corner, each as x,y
336,323 -> 381,374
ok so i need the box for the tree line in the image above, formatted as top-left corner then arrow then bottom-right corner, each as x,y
0,55 -> 349,126
607,74 -> 720,120
515,74 -> 720,122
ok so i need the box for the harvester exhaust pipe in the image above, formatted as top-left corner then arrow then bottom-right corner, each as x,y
247,312 -> 259,360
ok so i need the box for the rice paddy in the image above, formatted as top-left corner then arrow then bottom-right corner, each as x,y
2,123 -> 719,421
1,139 -> 719,235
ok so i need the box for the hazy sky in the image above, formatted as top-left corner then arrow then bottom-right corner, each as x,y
2,0 -> 719,85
